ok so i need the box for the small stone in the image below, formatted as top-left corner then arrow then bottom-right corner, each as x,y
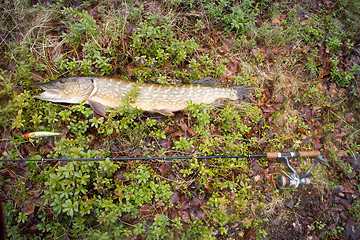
284,198 -> 294,208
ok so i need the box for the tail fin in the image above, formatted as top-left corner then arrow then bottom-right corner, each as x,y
233,85 -> 256,100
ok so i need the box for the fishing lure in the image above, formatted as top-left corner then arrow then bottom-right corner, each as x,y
23,131 -> 61,138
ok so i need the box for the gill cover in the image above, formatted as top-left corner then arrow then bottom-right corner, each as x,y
35,77 -> 95,103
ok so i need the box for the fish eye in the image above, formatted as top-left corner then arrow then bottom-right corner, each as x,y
59,78 -> 66,84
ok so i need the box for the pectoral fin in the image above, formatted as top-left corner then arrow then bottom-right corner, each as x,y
88,99 -> 106,116
154,109 -> 174,116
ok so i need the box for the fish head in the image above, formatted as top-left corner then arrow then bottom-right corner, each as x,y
35,77 -> 95,103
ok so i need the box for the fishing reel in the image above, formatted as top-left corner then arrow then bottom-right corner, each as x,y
275,153 -> 328,189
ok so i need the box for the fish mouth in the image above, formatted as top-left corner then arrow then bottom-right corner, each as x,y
34,81 -> 89,103
34,82 -> 63,101
39,81 -> 62,91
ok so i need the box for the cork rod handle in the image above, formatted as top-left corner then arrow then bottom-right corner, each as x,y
265,151 -> 321,159
297,151 -> 321,158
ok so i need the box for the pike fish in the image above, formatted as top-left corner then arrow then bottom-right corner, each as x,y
34,77 -> 255,116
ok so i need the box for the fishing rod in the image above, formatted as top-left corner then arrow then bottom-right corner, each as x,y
1,151 -> 327,189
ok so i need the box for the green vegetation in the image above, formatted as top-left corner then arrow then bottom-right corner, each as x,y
0,0 -> 359,239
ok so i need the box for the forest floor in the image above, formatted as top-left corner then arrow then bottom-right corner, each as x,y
0,0 -> 359,239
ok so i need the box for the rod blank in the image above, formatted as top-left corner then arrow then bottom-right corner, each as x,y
0,151 -> 321,162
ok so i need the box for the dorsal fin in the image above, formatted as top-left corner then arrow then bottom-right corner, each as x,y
192,77 -> 219,86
